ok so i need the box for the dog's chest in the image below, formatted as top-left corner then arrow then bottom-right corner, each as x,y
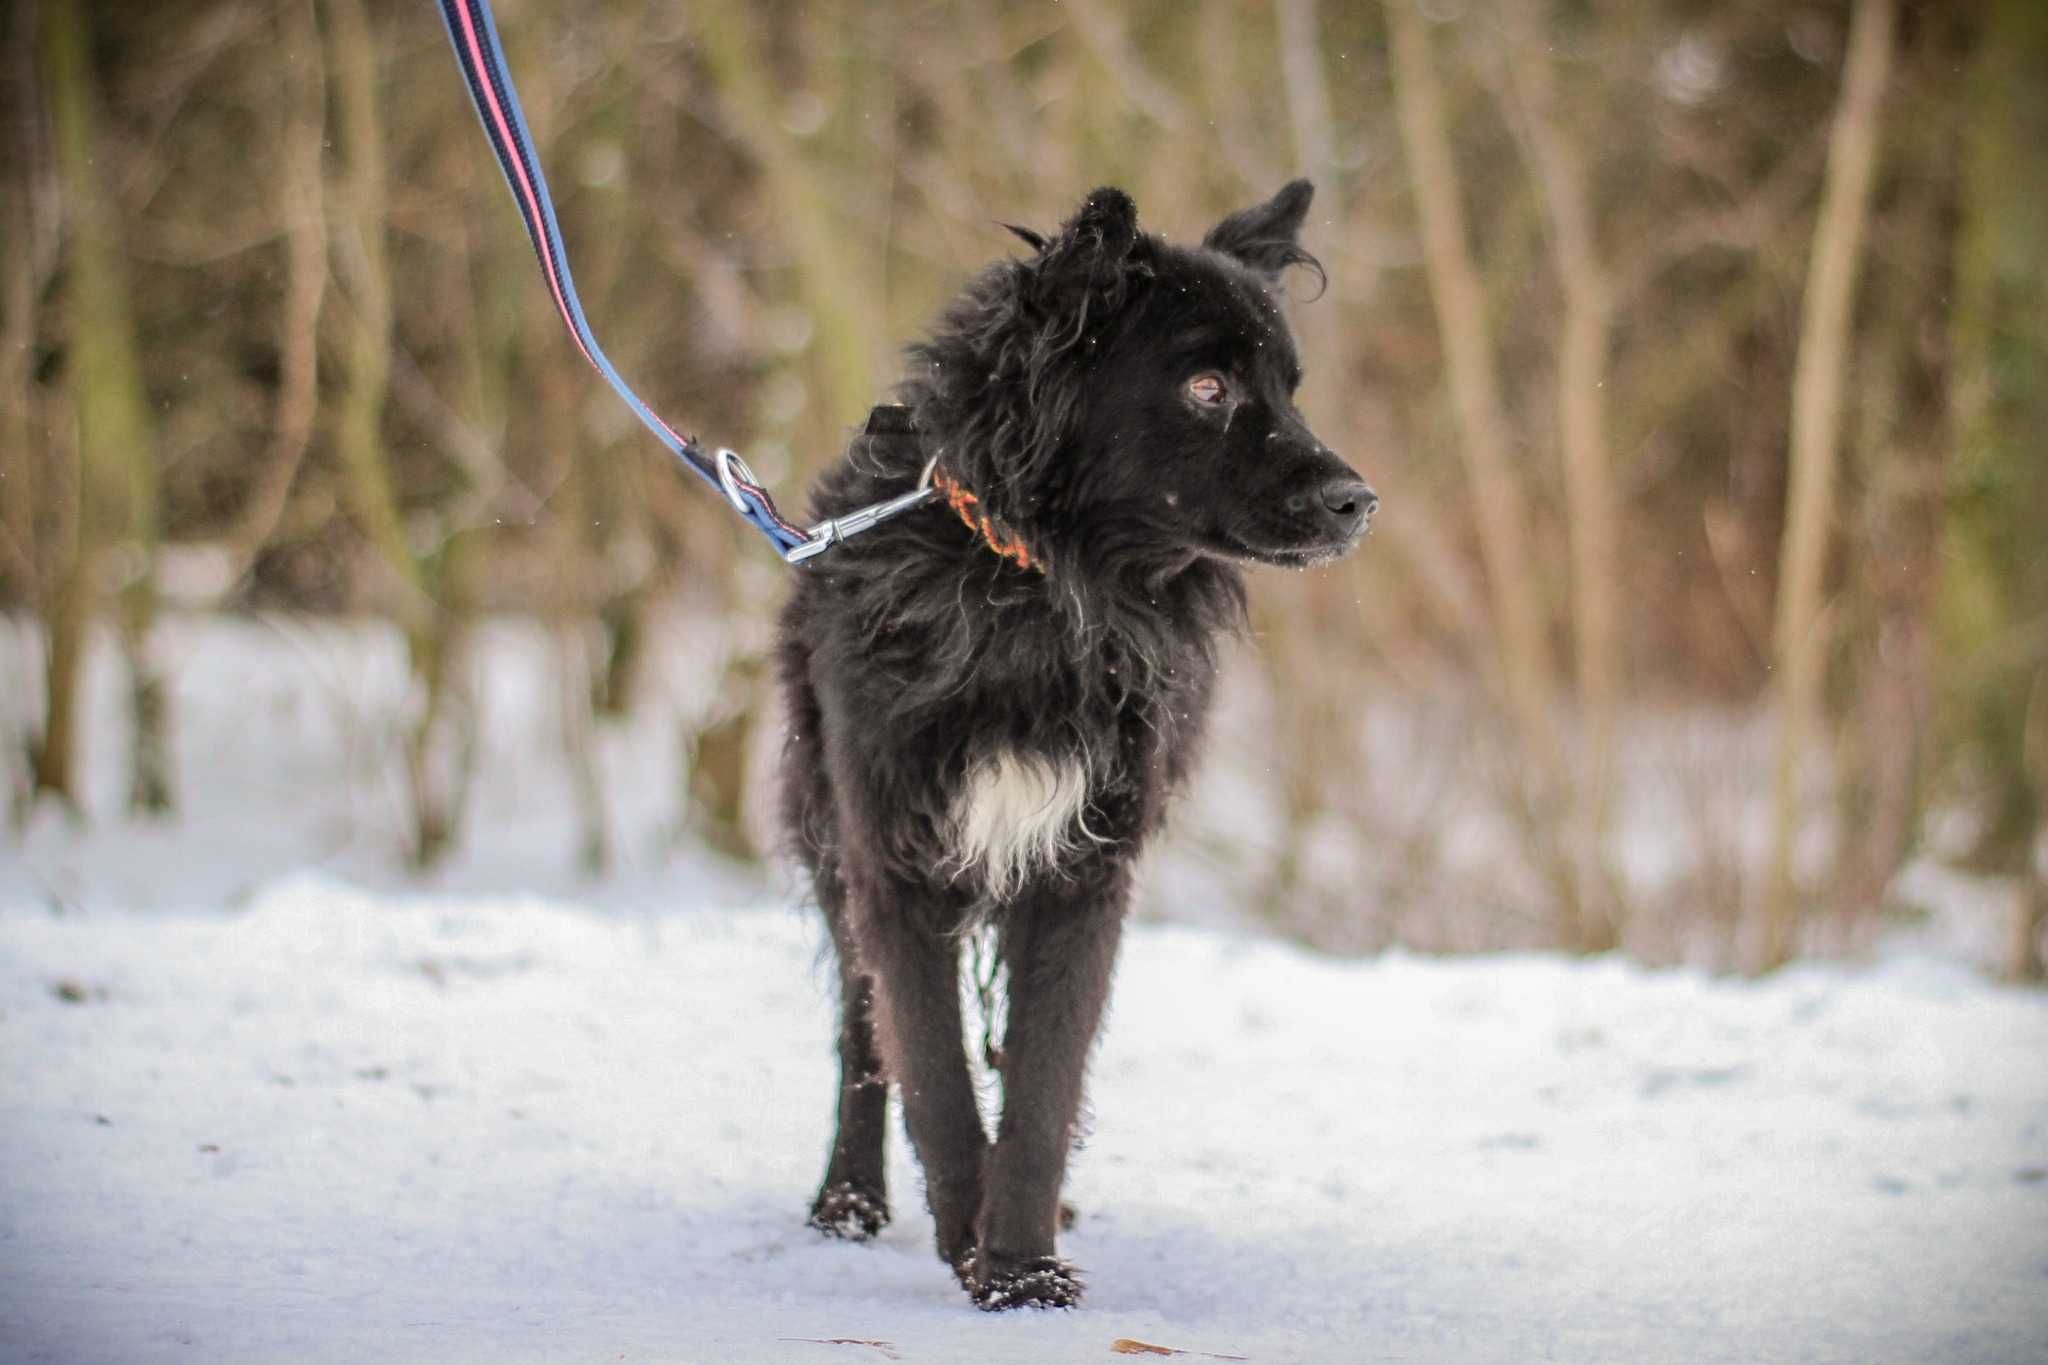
935,635 -> 1219,897
946,748 -> 1099,897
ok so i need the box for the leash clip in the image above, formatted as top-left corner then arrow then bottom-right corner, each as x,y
719,439 -> 937,564
783,457 -> 939,564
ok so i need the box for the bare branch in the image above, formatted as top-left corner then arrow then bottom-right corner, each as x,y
1383,0 -> 1560,773
226,0 -> 327,580
1759,0 -> 1897,972
1487,0 -> 1626,942
1613,127 -> 1830,306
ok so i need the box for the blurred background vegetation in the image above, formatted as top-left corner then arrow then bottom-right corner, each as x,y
2,0 -> 2043,976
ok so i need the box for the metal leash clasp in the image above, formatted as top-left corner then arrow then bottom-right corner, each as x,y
781,456 -> 940,564
713,447 -> 766,517
718,444 -> 938,564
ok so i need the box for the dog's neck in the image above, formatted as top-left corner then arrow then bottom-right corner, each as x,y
881,409 -> 1246,659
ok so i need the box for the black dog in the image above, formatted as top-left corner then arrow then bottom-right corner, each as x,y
777,181 -> 1372,1310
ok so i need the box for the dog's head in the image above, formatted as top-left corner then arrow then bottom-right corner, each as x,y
905,181 -> 1374,574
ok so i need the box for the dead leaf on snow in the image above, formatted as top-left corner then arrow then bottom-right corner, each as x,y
1111,1339 -> 1249,1361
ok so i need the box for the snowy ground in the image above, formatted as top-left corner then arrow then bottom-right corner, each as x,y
4,883 -> 2046,1364
2,615 -> 2046,1362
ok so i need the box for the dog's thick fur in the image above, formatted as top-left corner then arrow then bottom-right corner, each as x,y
777,181 -> 1371,1310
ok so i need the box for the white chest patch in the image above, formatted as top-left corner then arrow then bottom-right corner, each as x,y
949,749 -> 1097,897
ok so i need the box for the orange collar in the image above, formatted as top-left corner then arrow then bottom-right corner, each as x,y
929,467 -> 1041,572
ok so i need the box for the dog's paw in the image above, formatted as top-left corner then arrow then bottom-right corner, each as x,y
808,1183 -> 889,1241
970,1253 -> 1084,1311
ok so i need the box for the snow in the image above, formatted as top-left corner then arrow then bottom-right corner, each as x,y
3,614 -> 2047,1362
0,613 -> 770,918
4,884 -> 2046,1363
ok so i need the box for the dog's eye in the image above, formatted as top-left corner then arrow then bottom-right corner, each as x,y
1186,373 -> 1228,405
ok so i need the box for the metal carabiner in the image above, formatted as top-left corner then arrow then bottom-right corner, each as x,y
782,456 -> 940,564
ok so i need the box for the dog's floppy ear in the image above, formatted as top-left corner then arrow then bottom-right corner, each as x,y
1037,187 -> 1143,296
1203,179 -> 1323,287
912,189 -> 1145,552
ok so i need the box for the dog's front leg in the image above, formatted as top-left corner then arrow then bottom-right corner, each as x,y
974,875 -> 1127,1309
847,867 -> 988,1281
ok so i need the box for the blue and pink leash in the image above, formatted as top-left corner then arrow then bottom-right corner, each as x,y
434,0 -> 933,563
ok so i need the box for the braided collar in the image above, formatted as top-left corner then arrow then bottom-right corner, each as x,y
929,467 -> 1042,573
862,405 -> 1042,573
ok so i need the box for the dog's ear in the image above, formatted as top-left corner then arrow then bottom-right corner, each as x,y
1037,187 -> 1143,295
1203,179 -> 1323,287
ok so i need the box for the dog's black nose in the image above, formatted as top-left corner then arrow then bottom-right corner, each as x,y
1319,478 -> 1377,533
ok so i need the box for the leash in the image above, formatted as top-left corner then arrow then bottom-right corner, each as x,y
433,0 -> 934,564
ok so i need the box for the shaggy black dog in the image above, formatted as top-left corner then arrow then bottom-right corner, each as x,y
777,181 -> 1372,1310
